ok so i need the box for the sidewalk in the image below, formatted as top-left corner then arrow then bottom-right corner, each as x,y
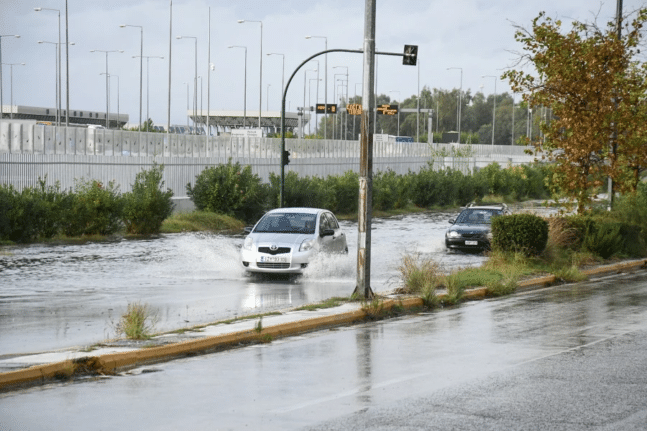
2,258 -> 646,391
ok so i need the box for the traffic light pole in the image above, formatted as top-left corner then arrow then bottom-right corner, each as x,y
279,48 -> 409,207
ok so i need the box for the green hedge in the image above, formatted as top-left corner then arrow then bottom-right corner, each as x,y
492,214 -> 549,256
0,166 -> 174,243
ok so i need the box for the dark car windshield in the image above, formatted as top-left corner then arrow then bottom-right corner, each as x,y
455,209 -> 501,224
253,212 -> 317,234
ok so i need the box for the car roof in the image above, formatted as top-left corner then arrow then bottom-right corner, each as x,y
265,207 -> 327,215
463,203 -> 509,211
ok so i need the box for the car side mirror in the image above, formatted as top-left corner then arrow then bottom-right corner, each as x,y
243,226 -> 253,234
449,219 -> 455,224
320,228 -> 334,237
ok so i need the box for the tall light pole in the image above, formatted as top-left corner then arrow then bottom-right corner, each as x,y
2,62 -> 25,119
120,24 -> 143,131
305,35 -> 327,139
238,20 -> 263,130
334,73 -> 347,139
302,68 -> 317,138
35,7 -> 61,125
90,49 -> 123,128
229,45 -> 247,128
482,75 -> 497,145
184,81 -> 189,130
100,73 -> 120,128
37,41 -> 59,124
267,52 -> 284,135
132,55 -> 164,129
334,66 -> 348,139
0,35 -> 20,121
167,0 -> 173,134
266,83 -> 271,112
389,90 -> 400,136
177,35 -> 197,131
308,78 -> 321,135
447,67 -> 462,143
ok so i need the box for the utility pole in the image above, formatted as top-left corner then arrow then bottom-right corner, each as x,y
354,0 -> 376,299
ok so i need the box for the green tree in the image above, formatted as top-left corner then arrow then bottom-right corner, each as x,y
503,10 -> 647,213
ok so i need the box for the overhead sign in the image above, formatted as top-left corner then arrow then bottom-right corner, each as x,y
376,104 -> 399,115
316,103 -> 338,114
347,104 -> 362,116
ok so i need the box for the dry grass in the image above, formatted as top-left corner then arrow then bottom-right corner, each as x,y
116,302 -> 159,340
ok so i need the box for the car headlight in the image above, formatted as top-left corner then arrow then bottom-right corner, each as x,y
486,232 -> 493,241
299,238 -> 315,252
243,236 -> 254,251
447,230 -> 461,238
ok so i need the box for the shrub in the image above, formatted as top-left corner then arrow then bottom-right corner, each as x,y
123,164 -> 174,235
324,171 -> 359,214
187,159 -> 266,224
373,170 -> 411,211
268,171 -> 331,210
492,213 -> 549,256
63,179 -> 123,236
565,214 -> 646,259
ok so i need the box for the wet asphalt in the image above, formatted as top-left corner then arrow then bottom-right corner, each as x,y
1,271 -> 646,430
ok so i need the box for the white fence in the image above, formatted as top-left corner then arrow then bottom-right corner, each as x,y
1,122 -> 536,207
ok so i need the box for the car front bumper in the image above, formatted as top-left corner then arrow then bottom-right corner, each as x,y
241,248 -> 313,274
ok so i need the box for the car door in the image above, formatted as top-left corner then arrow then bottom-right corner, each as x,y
324,212 -> 346,253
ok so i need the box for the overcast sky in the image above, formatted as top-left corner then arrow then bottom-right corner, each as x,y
1,0 -> 644,127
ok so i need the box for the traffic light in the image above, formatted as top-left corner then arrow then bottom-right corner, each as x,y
403,44 -> 418,66
282,150 -> 290,166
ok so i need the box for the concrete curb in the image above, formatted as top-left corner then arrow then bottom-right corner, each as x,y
1,260 -> 645,391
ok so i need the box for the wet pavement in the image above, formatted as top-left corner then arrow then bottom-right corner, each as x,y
0,211 -> 489,356
1,271 -> 646,430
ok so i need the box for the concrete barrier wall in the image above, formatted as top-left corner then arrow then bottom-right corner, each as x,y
0,122 -> 537,200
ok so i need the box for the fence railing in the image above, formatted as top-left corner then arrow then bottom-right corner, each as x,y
1,122 -> 537,203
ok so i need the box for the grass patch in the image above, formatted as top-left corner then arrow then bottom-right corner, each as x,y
116,302 -> 159,340
294,297 -> 350,311
161,211 -> 244,233
220,311 -> 282,325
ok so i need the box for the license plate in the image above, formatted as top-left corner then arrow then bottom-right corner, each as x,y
259,256 -> 290,263
465,240 -> 478,246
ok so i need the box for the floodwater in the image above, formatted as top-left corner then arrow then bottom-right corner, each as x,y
0,212 -> 486,356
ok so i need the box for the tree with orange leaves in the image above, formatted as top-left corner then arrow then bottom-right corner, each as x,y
503,10 -> 647,213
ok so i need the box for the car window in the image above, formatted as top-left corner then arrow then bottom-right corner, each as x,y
325,212 -> 340,229
254,213 -> 317,234
456,209 -> 500,224
320,214 -> 331,231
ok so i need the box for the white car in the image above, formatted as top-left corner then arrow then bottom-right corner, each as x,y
241,207 -> 348,273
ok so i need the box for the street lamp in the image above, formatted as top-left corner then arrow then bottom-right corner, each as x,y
2,62 -> 25,119
447,67 -> 462,144
238,19 -> 263,130
267,52 -> 284,135
35,7 -> 61,125
228,45 -> 247,128
308,78 -> 321,135
305,35 -> 327,139
482,75 -> 497,145
184,82 -> 189,131
334,73 -> 347,140
37,41 -> 59,124
132,55 -> 164,129
334,66 -> 348,139
90,49 -> 123,128
120,24 -> 144,131
38,41 -> 74,125
302,68 -> 317,138
177,35 -> 197,130
0,34 -> 20,120
100,73 -> 120,129
266,83 -> 271,112
389,90 -> 400,136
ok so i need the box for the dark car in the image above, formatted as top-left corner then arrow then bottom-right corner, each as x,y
445,203 -> 511,252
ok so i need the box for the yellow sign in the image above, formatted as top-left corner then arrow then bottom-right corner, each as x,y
376,104 -> 398,115
347,104 -> 362,115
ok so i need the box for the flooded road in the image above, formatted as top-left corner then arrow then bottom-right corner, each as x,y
0,212 -> 486,356
2,271 -> 646,430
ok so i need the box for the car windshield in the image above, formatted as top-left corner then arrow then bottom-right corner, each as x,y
253,212 -> 317,234
455,209 -> 501,224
